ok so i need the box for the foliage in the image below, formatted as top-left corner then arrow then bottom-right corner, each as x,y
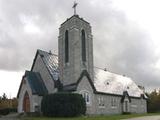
0,108 -> 10,115
41,92 -> 86,117
122,112 -> 131,115
11,97 -> 18,108
2,93 -> 7,100
0,108 -> 17,115
147,89 -> 160,112
0,93 -> 17,114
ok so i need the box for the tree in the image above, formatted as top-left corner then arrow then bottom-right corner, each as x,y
2,93 -> 7,100
147,89 -> 160,112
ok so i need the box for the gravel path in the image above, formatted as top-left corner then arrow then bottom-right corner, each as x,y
122,115 -> 160,120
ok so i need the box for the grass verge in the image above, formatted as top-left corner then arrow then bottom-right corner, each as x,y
22,113 -> 160,120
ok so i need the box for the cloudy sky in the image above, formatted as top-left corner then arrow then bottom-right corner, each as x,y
0,0 -> 160,97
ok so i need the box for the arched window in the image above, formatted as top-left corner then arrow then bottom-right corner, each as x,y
65,30 -> 69,63
81,30 -> 86,62
123,99 -> 130,112
98,97 -> 105,108
80,90 -> 91,105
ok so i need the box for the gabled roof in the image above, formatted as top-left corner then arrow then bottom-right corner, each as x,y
63,70 -> 96,92
94,68 -> 146,98
17,71 -> 48,98
121,91 -> 131,103
25,71 -> 48,95
31,49 -> 59,81
38,49 -> 59,79
29,49 -> 146,98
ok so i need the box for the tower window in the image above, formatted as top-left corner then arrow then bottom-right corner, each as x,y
65,30 -> 69,63
81,29 -> 86,62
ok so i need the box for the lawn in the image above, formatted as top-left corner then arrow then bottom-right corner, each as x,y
22,113 -> 160,120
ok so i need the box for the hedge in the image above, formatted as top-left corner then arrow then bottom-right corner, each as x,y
0,108 -> 10,115
41,92 -> 86,117
0,108 -> 17,115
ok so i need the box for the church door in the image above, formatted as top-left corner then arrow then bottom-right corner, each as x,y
23,92 -> 30,112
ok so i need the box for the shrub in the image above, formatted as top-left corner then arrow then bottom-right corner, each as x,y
41,92 -> 86,117
0,108 -> 10,115
122,112 -> 131,115
9,108 -> 17,113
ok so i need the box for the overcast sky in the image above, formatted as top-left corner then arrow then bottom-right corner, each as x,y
0,0 -> 160,97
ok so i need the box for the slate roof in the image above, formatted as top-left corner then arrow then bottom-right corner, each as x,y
25,71 -> 48,95
94,68 -> 146,98
31,49 -> 146,98
37,49 -> 59,81
17,71 -> 48,98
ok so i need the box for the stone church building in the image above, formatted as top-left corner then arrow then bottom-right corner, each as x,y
17,13 -> 147,115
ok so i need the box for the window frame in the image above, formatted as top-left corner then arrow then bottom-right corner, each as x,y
98,96 -> 105,108
80,90 -> 91,105
65,30 -> 69,63
111,98 -> 117,108
81,29 -> 86,62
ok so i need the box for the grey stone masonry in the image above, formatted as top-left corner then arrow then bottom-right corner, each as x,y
31,54 -> 55,93
76,75 -> 147,115
58,15 -> 94,86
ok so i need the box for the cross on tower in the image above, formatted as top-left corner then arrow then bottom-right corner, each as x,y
72,1 -> 78,15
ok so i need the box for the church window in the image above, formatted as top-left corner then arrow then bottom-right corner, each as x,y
81,29 -> 86,62
98,97 -> 105,108
124,100 -> 129,112
111,98 -> 117,108
35,105 -> 40,112
80,90 -> 90,105
65,30 -> 69,63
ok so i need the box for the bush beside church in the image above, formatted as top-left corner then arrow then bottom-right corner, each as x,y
41,92 -> 86,117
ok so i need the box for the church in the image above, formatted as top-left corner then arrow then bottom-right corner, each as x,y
17,6 -> 147,115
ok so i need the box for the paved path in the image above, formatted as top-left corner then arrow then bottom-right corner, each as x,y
122,115 -> 160,120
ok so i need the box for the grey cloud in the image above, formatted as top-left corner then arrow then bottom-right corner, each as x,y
0,0 -> 159,91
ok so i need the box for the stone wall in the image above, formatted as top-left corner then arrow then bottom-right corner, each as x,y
32,54 -> 55,93
76,75 -> 147,115
76,76 -> 96,114
18,78 -> 34,113
130,98 -> 147,113
58,16 -> 94,86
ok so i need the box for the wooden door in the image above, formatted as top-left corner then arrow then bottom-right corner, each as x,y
23,92 -> 30,112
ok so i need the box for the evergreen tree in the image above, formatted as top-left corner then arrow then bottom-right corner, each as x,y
2,93 -> 7,100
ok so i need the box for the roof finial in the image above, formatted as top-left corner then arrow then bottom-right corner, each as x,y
72,1 -> 78,15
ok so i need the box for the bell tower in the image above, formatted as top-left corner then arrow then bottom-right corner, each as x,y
58,6 -> 94,86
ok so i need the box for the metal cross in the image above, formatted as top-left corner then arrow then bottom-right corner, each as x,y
72,1 -> 78,15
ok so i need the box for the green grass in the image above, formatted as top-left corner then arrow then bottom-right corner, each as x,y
22,113 -> 160,120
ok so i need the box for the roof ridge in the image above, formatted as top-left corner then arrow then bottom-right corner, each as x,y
94,66 -> 128,78
37,49 -> 58,56
61,15 -> 90,26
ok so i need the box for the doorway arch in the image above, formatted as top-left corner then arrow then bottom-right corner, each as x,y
23,91 -> 30,112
